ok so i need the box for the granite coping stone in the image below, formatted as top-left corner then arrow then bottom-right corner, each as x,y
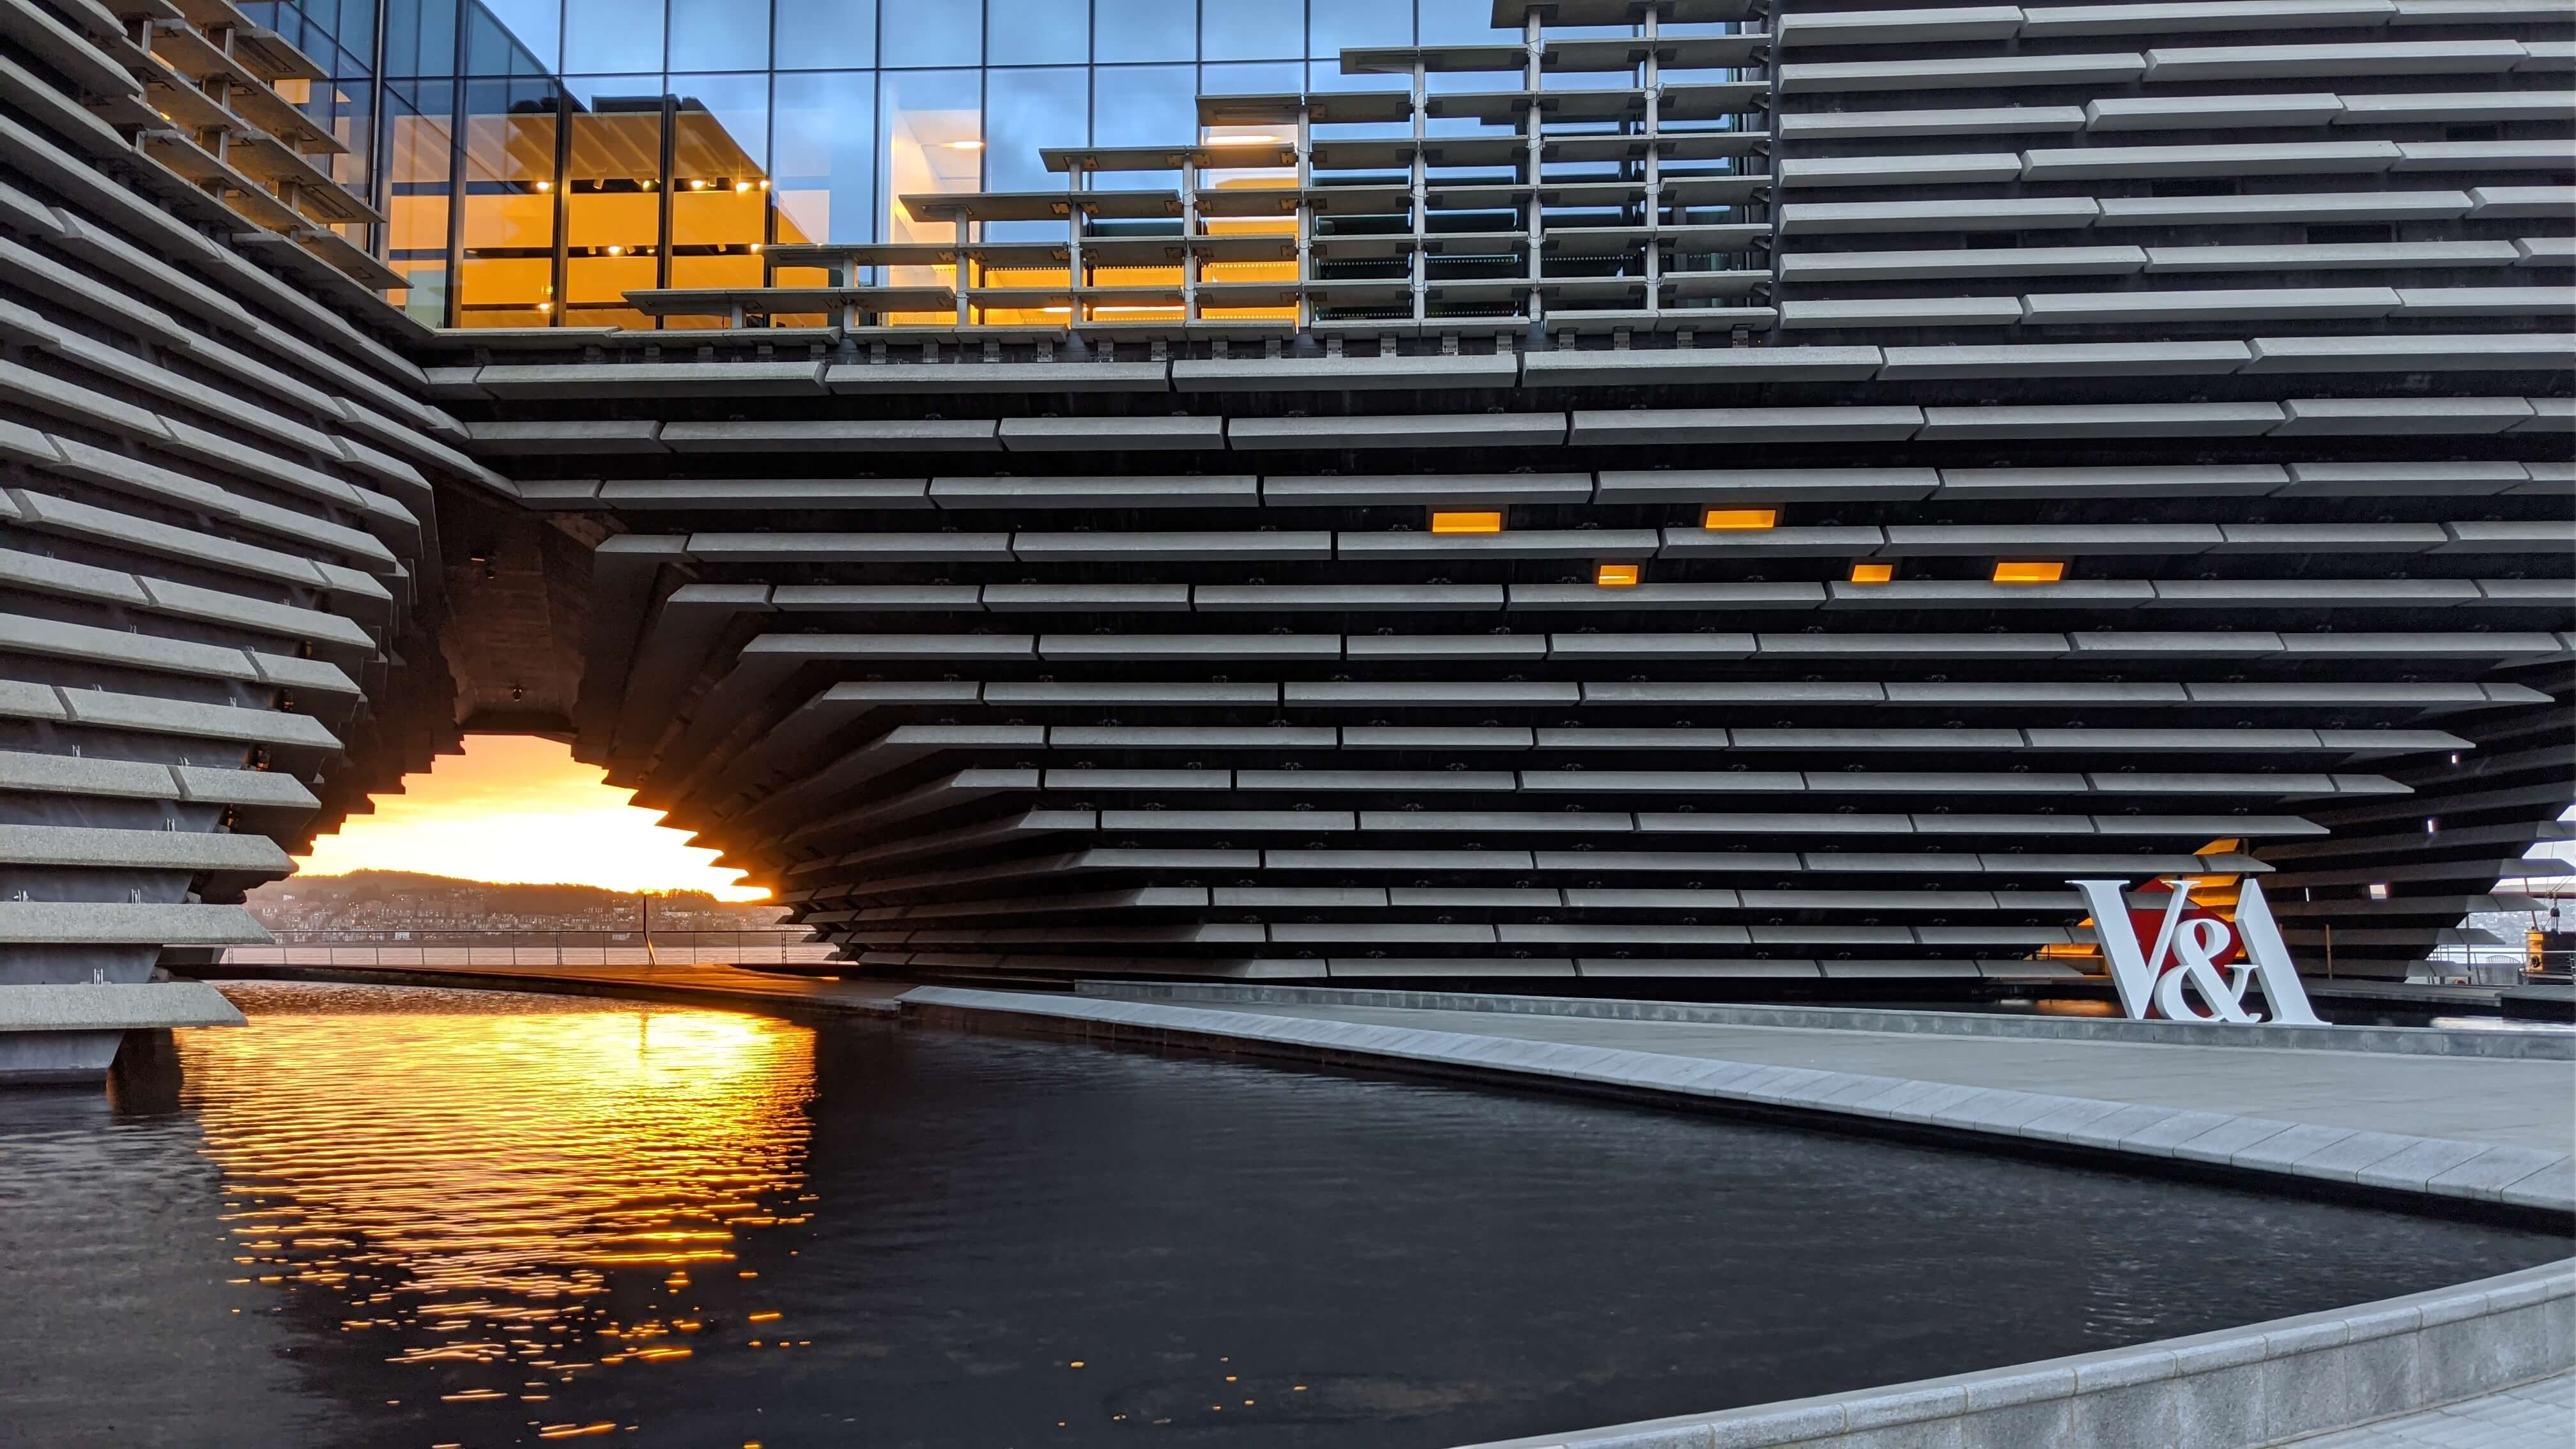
894,988 -> 2575,1216
2288,1129 -> 2425,1183
2359,1134 -> 2493,1191
1076,979 -> 2576,1061
2230,1121 -> 2361,1170
2429,1146 -> 2573,1203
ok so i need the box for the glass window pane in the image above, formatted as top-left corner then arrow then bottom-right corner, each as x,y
883,2 -> 978,67
670,0 -> 767,72
1092,64 -> 1195,149
456,79 -> 562,328
564,0 -> 661,74
1202,0 -> 1298,61
476,0 -> 559,71
332,0 -> 379,70
774,0 -> 875,69
1096,0 -> 1191,63
1419,0 -> 1501,43
565,88 -> 664,328
467,6 -> 553,77
988,0 -> 1086,65
1312,0 -> 1410,54
1202,61 -> 1303,95
880,68 -> 981,243
670,72 -> 770,291
984,66 -> 1085,192
774,71 -> 875,243
383,79 -> 453,324
383,0 -> 457,75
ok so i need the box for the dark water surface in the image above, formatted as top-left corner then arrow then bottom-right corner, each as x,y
1,981 -> 2564,1449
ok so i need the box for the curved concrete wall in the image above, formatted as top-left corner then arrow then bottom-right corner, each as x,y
1459,1261 -> 2575,1449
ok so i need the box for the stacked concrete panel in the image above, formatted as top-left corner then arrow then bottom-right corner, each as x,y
448,0 -> 2571,990
0,0 -> 507,1078
4,0 -> 2570,1040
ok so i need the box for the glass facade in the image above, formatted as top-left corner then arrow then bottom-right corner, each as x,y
243,0 -> 1659,327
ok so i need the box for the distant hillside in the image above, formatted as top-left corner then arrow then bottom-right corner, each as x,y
245,870 -> 788,930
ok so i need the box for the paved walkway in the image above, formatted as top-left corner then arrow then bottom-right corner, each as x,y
2290,1372 -> 2573,1447
1159,998 -> 2576,1154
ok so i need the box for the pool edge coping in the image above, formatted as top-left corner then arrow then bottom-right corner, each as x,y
1073,979 -> 2576,1061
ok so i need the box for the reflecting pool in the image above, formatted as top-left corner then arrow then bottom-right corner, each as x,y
1,981 -> 2565,1448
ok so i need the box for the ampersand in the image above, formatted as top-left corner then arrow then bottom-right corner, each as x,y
2150,916 -> 2260,1023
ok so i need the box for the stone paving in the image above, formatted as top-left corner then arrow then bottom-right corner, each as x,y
2290,1372 -> 2573,1448
1163,998 -> 2576,1154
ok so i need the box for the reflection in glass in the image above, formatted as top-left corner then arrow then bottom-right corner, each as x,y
668,73 -> 773,314
380,0 -> 457,75
985,66 -> 1086,193
466,0 -> 552,77
880,68 -> 981,246
1201,59 -> 1303,95
1313,0 -> 1412,53
774,71 -> 876,243
1202,0 -> 1300,61
176,984 -> 813,1419
989,0 -> 1087,66
564,88 -> 664,329
1091,62 -> 1195,149
455,78 -> 561,327
1418,0 -> 1500,43
1095,0 -> 1192,63
882,0 -> 978,69
475,0 -> 562,72
772,0 -> 875,69
383,79 -> 452,325
562,0 -> 661,75
670,0 -> 769,74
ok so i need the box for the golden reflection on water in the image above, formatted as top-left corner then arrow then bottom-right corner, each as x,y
176,984 -> 814,1390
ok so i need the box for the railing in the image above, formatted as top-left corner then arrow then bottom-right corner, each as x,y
219,930 -> 838,970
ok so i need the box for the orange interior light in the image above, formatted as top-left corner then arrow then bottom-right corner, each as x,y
1992,560 -> 2066,584
1702,507 -> 1778,530
1595,562 -> 1641,587
1848,561 -> 1894,584
1431,510 -> 1504,534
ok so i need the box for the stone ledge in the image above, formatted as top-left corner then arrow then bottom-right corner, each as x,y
1448,1266 -> 2575,1448
1075,979 -> 2575,1061
0,981 -> 245,1031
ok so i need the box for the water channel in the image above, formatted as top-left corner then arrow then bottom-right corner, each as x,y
2,981 -> 2566,1448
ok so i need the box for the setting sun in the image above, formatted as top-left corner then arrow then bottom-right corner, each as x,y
293,735 -> 767,901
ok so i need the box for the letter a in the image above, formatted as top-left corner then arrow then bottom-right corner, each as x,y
2232,877 -> 2326,1027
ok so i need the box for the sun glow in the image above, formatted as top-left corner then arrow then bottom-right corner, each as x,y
293,735 -> 767,901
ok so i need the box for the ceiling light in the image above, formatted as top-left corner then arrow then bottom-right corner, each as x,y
1991,560 -> 2066,584
947,139 -> 985,151
1702,507 -> 1777,531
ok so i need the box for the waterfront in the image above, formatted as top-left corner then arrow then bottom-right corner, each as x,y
1,982 -> 2566,1449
